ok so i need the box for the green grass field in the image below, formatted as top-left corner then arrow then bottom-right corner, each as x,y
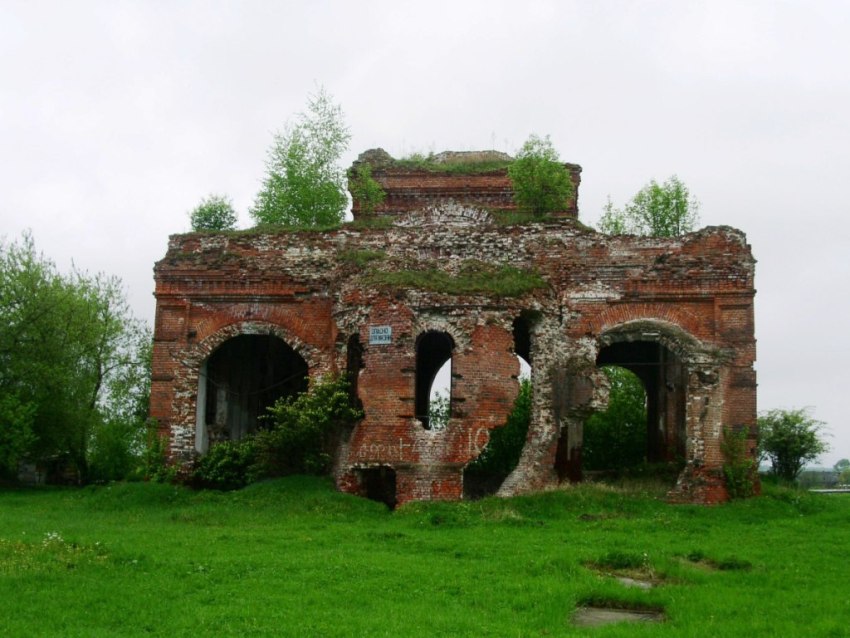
1,478 -> 848,637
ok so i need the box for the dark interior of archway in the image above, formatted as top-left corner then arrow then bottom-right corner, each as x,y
205,334 -> 308,441
357,466 -> 397,510
415,331 -> 454,429
512,316 -> 532,366
346,334 -> 364,410
589,340 -> 687,470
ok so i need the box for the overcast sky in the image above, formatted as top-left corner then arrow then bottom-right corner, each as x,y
2,1 -> 848,465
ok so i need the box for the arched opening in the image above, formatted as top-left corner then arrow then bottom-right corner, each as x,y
415,331 -> 454,430
584,339 -> 687,481
346,334 -> 364,410
195,334 -> 308,452
512,315 -> 532,366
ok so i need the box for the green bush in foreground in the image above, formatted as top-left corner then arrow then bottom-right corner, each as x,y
193,439 -> 257,490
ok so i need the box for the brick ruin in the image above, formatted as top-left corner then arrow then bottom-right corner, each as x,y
151,150 -> 757,505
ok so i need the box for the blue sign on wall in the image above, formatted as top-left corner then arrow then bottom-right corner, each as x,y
369,325 -> 392,345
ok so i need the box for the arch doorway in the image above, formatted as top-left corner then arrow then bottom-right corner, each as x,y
587,339 -> 687,473
414,330 -> 455,430
195,334 -> 308,452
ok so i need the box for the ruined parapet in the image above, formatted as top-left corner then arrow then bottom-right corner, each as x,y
349,148 -> 582,220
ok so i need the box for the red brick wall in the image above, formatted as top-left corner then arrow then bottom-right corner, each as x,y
351,163 -> 582,220
152,216 -> 756,505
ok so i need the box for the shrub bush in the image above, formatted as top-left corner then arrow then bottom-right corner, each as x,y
253,376 -> 362,478
193,439 -> 257,491
721,426 -> 757,499
759,407 -> 829,482
189,194 -> 238,231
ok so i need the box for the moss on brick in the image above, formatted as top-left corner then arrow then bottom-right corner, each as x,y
338,249 -> 386,267
392,153 -> 513,174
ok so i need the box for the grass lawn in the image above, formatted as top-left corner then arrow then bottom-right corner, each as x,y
1,477 -> 848,637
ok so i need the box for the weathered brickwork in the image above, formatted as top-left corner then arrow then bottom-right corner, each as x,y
151,154 -> 757,505
350,149 -> 582,220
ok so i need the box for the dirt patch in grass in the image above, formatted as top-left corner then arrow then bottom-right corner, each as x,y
614,575 -> 655,590
584,550 -> 663,588
572,597 -> 665,627
683,550 -> 753,571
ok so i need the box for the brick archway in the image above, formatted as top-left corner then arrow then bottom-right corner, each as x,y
593,321 -> 694,473
167,320 -> 330,456
590,305 -> 711,348
594,318 -> 733,501
195,321 -> 322,367
597,318 -> 705,365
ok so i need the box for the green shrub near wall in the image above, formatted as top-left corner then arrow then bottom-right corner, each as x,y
192,377 -> 362,490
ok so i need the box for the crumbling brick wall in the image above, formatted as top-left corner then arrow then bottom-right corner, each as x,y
151,153 -> 756,505
350,149 -> 582,219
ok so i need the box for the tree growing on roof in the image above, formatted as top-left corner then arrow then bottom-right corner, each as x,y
189,194 -> 238,231
507,134 -> 573,217
250,87 -> 351,227
599,175 -> 699,236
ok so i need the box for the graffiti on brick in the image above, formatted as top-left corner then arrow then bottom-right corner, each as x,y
356,428 -> 490,462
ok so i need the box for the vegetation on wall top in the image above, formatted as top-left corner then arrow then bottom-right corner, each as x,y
391,152 -> 514,174
347,163 -> 386,213
599,175 -> 700,237
189,194 -> 238,232
508,134 -> 574,217
365,259 -> 547,298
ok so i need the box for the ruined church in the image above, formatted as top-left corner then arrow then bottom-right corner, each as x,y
150,150 -> 757,505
